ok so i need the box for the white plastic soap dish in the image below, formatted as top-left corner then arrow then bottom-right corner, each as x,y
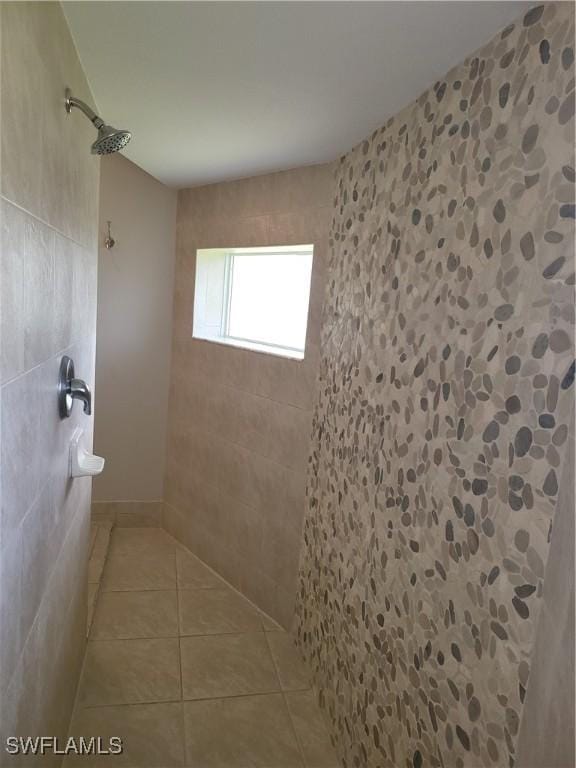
70,429 -> 105,478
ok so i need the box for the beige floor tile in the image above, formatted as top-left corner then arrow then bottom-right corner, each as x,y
176,548 -> 225,589
73,530 -> 336,768
66,702 -> 185,767
286,690 -> 338,768
101,551 -> 176,592
109,527 -> 176,556
267,632 -> 311,691
178,587 -> 263,635
181,632 -> 279,700
90,590 -> 178,640
183,694 -> 303,767
79,638 -> 181,706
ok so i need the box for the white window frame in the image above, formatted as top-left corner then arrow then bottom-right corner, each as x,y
193,244 -> 314,360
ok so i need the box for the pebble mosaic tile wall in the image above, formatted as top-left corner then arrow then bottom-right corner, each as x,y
295,4 -> 575,767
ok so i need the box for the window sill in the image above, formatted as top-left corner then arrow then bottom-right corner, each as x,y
193,334 -> 305,361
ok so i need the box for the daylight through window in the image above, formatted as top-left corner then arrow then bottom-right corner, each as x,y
193,245 -> 314,359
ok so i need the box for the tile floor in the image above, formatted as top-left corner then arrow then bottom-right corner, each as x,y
68,527 -> 339,767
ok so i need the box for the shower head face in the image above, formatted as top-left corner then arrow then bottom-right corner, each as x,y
91,125 -> 132,155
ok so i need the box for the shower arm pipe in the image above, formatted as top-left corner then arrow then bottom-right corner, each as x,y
65,89 -> 105,130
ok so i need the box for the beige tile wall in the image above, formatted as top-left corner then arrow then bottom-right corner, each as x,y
164,164 -> 333,627
0,2 -> 100,759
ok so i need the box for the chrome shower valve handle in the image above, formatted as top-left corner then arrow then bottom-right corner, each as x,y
58,356 -> 92,418
69,378 -> 92,415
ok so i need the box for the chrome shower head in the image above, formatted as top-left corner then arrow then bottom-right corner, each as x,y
91,125 -> 132,155
65,89 -> 132,155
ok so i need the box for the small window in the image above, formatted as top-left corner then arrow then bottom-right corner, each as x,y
193,245 -> 314,359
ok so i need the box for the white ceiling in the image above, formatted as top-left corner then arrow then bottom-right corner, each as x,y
64,1 -> 532,189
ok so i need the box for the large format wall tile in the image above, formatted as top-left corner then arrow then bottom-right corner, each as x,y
0,1 -> 99,759
0,501 -> 90,761
1,2 -> 99,247
0,202 -> 26,382
0,202 -> 88,384
295,4 -> 575,767
165,164 -> 333,626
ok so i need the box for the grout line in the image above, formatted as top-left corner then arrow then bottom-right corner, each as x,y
177,687 -> 285,704
3,504 -> 89,694
263,630 -> 307,768
0,194 -> 95,251
97,586 -> 189,594
88,634 -> 180,643
166,524 -> 285,629
92,499 -> 164,505
170,417 -> 309,479
88,628 -> 267,644
94,587 -> 179,595
86,523 -> 114,637
77,688 -> 292,712
87,526 -> 98,561
0,336 -> 90,390
67,517 -> 116,742
176,354 -> 315,413
78,525 -> 307,763
175,569 -> 188,765
165,505 -> 300,595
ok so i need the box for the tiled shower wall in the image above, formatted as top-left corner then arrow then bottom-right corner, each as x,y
296,4 -> 575,767
0,2 -> 99,758
164,165 -> 332,626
